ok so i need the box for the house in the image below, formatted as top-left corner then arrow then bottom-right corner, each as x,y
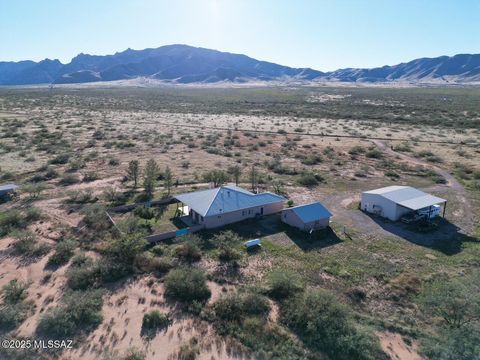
361,185 -> 446,221
174,185 -> 285,229
281,202 -> 332,231
0,183 -> 19,200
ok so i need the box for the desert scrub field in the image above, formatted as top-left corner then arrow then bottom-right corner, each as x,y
0,86 -> 479,360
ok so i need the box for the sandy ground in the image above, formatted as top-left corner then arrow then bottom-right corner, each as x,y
378,332 -> 422,360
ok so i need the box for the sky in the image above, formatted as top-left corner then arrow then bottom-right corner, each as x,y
0,0 -> 479,71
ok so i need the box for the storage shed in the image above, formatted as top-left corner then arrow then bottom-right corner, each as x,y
282,202 -> 333,231
361,185 -> 446,221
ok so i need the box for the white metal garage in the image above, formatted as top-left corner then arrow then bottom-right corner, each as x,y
361,186 -> 447,221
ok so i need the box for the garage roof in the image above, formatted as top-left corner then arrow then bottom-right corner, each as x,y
288,202 -> 333,223
174,185 -> 285,217
363,186 -> 446,211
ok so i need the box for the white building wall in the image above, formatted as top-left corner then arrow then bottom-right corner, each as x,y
203,201 -> 284,229
361,193 -> 401,221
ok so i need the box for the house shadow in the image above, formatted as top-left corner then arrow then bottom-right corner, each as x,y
284,226 -> 343,251
197,214 -> 342,252
366,213 -> 478,255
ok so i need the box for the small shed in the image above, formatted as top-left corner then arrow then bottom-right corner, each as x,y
282,202 -> 333,232
0,183 -> 19,198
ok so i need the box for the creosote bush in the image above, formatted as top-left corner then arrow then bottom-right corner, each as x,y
282,290 -> 385,360
36,289 -> 103,338
164,268 -> 211,303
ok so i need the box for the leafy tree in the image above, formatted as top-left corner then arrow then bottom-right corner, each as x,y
143,159 -> 160,198
164,166 -> 173,195
203,169 -> 228,187
228,165 -> 242,186
2,279 -> 28,304
127,160 -> 140,188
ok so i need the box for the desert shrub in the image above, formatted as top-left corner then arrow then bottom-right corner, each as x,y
282,290 -> 384,360
214,292 -> 270,321
218,246 -> 242,262
365,148 -> 383,159
83,171 -> 99,182
66,189 -> 95,204
12,231 -> 50,257
267,270 -> 304,300
67,158 -> 85,171
297,172 -> 324,187
417,273 -> 480,328
301,154 -> 323,165
348,145 -> 366,155
118,348 -> 146,360
0,302 -> 31,330
164,268 -> 211,303
81,204 -> 111,232
47,239 -> 77,266
177,338 -> 200,360
420,324 -> 480,360
134,206 -> 155,220
134,252 -> 173,274
59,173 -> 80,185
142,310 -> 170,330
2,279 -> 28,304
174,242 -> 202,262
36,289 -> 103,338
384,170 -> 400,179
106,233 -> 147,265
66,254 -> 129,290
49,153 -> 70,165
0,208 -> 41,236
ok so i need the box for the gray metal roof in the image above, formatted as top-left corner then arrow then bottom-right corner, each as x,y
287,202 -> 333,223
0,183 -> 19,192
174,185 -> 285,217
363,186 -> 446,210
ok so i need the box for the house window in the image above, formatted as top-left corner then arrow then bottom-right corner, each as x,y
200,216 -> 204,222
248,210 -> 252,214
242,210 -> 245,216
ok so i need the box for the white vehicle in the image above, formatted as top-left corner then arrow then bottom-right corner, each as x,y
417,204 -> 441,219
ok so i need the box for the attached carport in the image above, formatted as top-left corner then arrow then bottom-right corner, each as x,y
396,194 -> 447,218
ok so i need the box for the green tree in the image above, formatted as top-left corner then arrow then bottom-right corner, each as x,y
203,169 -> 228,187
164,166 -> 173,195
143,159 -> 160,199
228,165 -> 242,186
127,160 -> 140,188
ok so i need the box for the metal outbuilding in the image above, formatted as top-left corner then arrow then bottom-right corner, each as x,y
361,185 -> 446,221
281,201 -> 333,231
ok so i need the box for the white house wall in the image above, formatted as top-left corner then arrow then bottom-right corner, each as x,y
203,201 -> 283,229
281,208 -> 330,231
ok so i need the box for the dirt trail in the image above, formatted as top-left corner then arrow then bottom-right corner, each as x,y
372,139 -> 475,233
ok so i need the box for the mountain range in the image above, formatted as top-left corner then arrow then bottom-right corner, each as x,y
0,44 -> 479,85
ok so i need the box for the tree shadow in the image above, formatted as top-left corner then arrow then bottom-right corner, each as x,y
366,213 -> 478,255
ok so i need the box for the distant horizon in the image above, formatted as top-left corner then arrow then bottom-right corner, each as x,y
2,43 -> 479,73
1,0 -> 479,71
